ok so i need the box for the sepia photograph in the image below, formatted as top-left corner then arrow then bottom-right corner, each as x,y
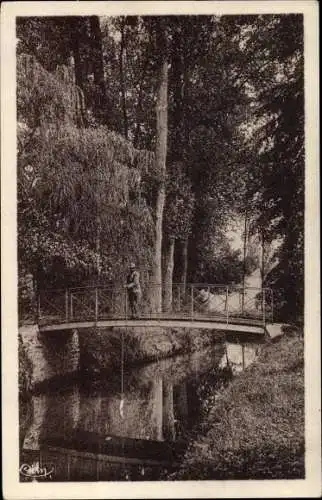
1,1 -> 320,498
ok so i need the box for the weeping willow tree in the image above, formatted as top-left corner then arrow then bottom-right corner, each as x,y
17,54 -> 156,313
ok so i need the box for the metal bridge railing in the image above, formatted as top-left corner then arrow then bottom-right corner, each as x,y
35,284 -> 273,327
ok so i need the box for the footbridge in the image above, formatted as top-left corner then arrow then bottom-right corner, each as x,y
36,284 -> 273,336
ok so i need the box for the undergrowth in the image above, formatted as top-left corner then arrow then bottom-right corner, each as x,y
167,328 -> 304,480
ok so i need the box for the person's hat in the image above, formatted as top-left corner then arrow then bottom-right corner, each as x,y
130,262 -> 136,269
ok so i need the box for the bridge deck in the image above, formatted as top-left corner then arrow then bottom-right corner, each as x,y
39,316 -> 266,335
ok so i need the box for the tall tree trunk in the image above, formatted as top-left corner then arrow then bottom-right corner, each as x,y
241,209 -> 248,312
151,27 -> 168,313
96,217 -> 101,280
260,230 -> 265,313
89,16 -> 107,118
90,16 -> 105,85
69,19 -> 87,127
71,34 -> 83,89
260,231 -> 265,287
181,238 -> 188,297
119,19 -> 128,139
133,50 -> 150,148
69,17 -> 87,90
169,22 -> 184,161
182,25 -> 190,148
163,237 -> 175,312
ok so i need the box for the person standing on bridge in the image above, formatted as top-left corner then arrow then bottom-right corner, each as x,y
125,262 -> 142,319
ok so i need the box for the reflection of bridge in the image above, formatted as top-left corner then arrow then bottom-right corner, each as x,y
37,284 -> 273,335
20,343 -> 250,480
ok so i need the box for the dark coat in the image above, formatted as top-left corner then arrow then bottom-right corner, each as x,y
126,270 -> 141,296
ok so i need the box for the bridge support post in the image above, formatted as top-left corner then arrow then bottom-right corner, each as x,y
262,288 -> 266,326
95,288 -> 99,322
124,289 -> 128,320
70,294 -> 74,321
191,285 -> 194,320
65,290 -> 69,322
226,286 -> 229,325
37,293 -> 41,322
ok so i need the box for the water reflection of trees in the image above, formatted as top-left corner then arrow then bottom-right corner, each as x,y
22,341 -> 260,454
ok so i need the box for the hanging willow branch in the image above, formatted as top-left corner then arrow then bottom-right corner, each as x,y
17,53 -> 159,289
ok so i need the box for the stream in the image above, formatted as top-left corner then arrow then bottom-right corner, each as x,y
20,335 -> 263,481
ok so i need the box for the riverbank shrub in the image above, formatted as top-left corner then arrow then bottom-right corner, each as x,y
168,329 -> 304,479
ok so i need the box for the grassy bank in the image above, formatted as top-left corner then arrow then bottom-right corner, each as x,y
168,328 -> 304,480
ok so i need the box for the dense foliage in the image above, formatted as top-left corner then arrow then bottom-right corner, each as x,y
17,14 -> 304,321
231,15 -> 304,320
17,53 -> 155,313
